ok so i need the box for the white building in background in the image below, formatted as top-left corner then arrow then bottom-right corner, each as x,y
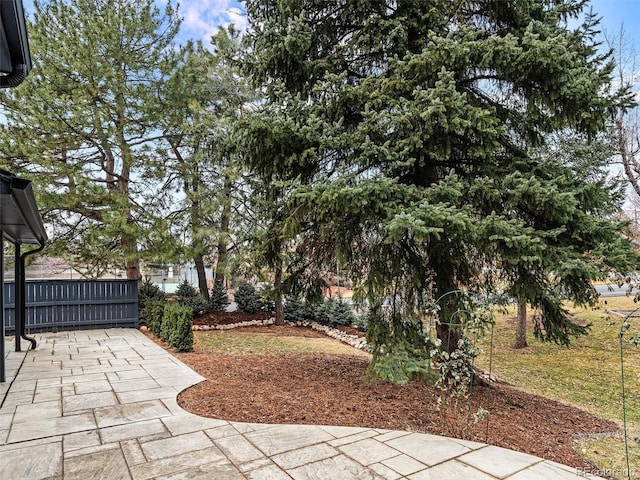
3,256 -> 209,294
144,262 -> 210,294
3,256 -> 86,281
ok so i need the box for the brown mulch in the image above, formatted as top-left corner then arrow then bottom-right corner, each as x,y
192,310 -> 272,326
165,314 -> 618,470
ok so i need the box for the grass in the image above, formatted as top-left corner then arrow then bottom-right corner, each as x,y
476,295 -> 640,475
194,330 -> 370,356
193,297 -> 640,472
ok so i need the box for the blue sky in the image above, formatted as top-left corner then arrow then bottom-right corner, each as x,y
177,0 -> 640,58
589,0 -> 640,50
177,0 -> 640,48
18,1 -> 640,52
174,0 -> 245,45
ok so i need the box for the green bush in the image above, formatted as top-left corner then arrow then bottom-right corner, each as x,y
330,298 -> 356,327
146,300 -> 165,337
235,283 -> 263,313
157,303 -> 194,351
284,296 -> 307,322
310,297 -> 334,325
284,295 -> 356,328
353,313 -> 368,332
159,305 -> 175,343
138,277 -> 165,324
167,305 -> 194,352
175,279 -> 208,315
208,277 -> 229,312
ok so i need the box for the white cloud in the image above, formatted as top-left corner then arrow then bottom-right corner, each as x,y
177,0 -> 246,47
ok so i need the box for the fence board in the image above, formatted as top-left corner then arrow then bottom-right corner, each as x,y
3,279 -> 138,333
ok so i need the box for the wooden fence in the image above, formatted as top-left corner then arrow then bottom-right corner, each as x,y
3,279 -> 138,333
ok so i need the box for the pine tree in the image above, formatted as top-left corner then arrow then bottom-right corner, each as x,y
0,0 -> 181,279
242,0 -> 638,381
155,27 -> 251,298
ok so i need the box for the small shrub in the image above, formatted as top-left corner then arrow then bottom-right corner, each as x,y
235,283 -> 263,313
175,279 -> 208,315
353,313 -> 368,332
138,277 -> 165,324
146,300 -> 165,337
330,298 -> 356,327
310,297 -> 334,325
284,296 -> 357,327
159,304 -> 175,342
284,296 -> 307,322
167,304 -> 194,352
208,277 -> 229,312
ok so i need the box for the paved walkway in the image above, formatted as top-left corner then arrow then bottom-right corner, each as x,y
0,329 -> 600,479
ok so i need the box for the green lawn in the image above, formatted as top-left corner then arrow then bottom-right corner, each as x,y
476,296 -> 640,473
194,299 -> 640,471
194,330 -> 370,356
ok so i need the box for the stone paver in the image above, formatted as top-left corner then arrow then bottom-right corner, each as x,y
0,440 -> 63,479
0,329 -> 604,479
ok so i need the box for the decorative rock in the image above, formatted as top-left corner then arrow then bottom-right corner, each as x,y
284,320 -> 368,351
192,317 -> 277,332
190,317 -> 366,351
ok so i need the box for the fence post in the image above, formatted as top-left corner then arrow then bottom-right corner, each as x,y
0,237 -> 5,383
14,243 -> 20,352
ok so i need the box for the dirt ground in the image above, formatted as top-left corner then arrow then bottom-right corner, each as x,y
162,315 -> 617,470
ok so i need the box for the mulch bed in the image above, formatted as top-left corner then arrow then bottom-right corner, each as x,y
157,313 -> 618,470
192,310 -> 273,326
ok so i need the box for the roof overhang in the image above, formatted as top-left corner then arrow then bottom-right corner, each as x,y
0,169 -> 47,246
0,0 -> 32,88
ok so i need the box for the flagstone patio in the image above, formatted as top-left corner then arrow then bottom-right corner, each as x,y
0,329 -> 601,479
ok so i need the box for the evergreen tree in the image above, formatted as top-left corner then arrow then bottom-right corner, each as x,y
175,279 -> 207,315
503,130 -> 636,347
155,27 -> 251,297
208,277 -> 230,312
138,275 -> 165,307
0,0 -> 181,279
138,276 -> 166,326
283,296 -> 306,322
242,0 -> 637,380
234,283 -> 263,313
330,298 -> 356,328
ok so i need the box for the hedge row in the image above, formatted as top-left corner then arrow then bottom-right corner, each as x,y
146,300 -> 194,352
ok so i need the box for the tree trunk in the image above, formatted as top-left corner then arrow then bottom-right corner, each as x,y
214,176 -> 232,284
515,300 -> 528,349
122,230 -> 140,281
273,243 -> 284,325
433,281 -> 462,354
194,253 -> 209,300
436,320 -> 462,354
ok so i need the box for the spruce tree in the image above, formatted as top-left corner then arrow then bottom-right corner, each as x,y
175,279 -> 207,315
330,299 -> 356,328
242,0 -> 638,380
234,283 -> 263,313
208,277 -> 230,312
